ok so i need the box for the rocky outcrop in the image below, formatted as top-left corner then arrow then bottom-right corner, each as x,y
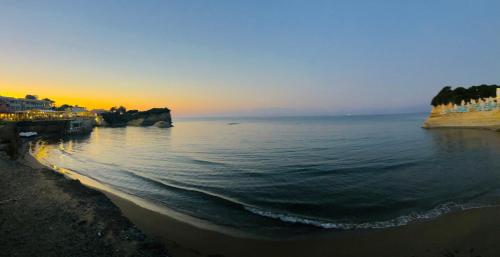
153,121 -> 171,128
127,109 -> 172,127
102,108 -> 172,127
423,109 -> 500,130
0,124 -> 20,159
424,85 -> 500,130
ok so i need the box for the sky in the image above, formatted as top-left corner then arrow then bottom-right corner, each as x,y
1,0 -> 499,117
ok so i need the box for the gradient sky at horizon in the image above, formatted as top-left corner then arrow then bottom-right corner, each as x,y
1,0 -> 500,116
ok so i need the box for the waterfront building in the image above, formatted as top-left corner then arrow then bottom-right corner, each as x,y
90,109 -> 107,115
65,106 -> 87,113
0,96 -> 54,112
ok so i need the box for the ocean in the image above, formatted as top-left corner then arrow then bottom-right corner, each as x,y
29,113 -> 500,238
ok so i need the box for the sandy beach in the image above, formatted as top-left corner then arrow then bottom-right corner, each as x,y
112,192 -> 500,257
0,142 -> 500,257
0,149 -> 168,257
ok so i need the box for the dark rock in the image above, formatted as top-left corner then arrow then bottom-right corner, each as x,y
102,108 -> 172,127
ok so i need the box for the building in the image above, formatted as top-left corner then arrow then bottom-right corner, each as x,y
0,99 -> 9,112
0,96 -> 54,112
90,109 -> 107,115
65,106 -> 87,113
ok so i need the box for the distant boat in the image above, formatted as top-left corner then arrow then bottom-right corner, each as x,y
227,122 -> 240,125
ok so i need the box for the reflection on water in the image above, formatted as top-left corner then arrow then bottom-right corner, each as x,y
28,114 -> 500,237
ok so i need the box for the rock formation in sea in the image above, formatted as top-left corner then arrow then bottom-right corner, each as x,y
102,108 -> 172,127
423,85 -> 500,130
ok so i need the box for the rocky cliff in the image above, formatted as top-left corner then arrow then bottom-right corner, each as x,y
423,110 -> 500,130
423,85 -> 500,130
102,108 -> 172,127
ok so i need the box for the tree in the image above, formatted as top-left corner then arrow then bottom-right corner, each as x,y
25,94 -> 38,100
54,104 -> 73,111
431,85 -> 499,106
117,106 -> 126,114
103,106 -> 129,127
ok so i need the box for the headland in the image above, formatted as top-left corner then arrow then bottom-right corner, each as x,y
423,84 -> 500,130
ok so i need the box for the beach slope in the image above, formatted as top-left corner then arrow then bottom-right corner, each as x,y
0,153 -> 167,257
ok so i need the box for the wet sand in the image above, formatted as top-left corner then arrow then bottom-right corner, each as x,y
3,146 -> 500,257
109,191 -> 500,257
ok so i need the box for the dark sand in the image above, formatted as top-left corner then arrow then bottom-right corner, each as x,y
2,147 -> 500,257
0,152 -> 168,257
109,192 -> 500,257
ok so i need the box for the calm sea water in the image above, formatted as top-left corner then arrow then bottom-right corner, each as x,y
30,114 -> 500,237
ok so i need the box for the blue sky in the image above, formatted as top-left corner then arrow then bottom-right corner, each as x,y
1,0 -> 499,116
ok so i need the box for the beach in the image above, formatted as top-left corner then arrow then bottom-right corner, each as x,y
1,142 -> 500,257
111,192 -> 500,257
0,149 -> 168,257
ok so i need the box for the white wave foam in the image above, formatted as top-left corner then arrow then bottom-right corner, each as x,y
245,202 -> 499,230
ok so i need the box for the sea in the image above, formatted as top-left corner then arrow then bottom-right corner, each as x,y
29,113 -> 500,238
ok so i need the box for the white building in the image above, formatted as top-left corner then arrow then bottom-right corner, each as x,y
0,96 -> 54,112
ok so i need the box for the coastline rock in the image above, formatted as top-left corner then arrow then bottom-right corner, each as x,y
0,123 -> 19,159
102,108 -> 172,127
424,85 -> 500,130
153,121 -> 172,128
127,118 -> 145,126
423,109 -> 500,130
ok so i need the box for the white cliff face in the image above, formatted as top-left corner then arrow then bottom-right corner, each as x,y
431,97 -> 499,116
424,108 -> 500,130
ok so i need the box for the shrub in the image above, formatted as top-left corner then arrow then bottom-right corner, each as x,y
431,84 -> 499,106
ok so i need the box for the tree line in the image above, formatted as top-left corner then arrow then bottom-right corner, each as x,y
431,85 -> 499,106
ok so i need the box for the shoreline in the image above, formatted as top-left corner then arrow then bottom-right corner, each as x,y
0,144 -> 169,257
18,139 -> 500,257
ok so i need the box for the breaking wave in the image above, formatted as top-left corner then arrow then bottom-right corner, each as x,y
245,202 -> 499,230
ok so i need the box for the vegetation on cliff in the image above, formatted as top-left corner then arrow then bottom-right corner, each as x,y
431,85 -> 499,106
102,107 -> 172,127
